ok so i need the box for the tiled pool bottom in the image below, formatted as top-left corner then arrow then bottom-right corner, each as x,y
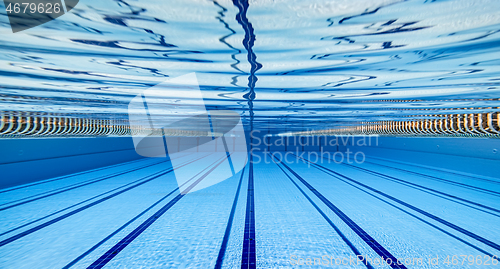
1,152 -> 499,269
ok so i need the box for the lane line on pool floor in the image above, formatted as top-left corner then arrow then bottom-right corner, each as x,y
214,165 -> 247,269
323,155 -> 500,216
63,154 -> 227,269
0,153 -> 190,206
0,157 -> 154,195
272,155 -> 407,269
269,153 -> 374,269
361,157 -> 500,196
0,154 -> 209,248
0,158 -> 175,210
291,155 -> 498,259
241,156 -> 256,269
295,154 -> 500,253
366,155 -> 500,184
0,153 -> 211,237
86,154 -> 232,269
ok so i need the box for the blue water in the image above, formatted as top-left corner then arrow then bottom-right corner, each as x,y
0,0 -> 499,132
1,1 -> 500,268
1,148 -> 500,268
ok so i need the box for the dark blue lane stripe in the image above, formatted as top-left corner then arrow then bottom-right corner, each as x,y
0,154 -> 203,237
63,186 -> 180,269
215,166 -> 247,269
269,154 -> 373,269
208,111 -> 235,176
0,155 -> 207,248
363,158 -> 500,196
307,160 -> 500,260
297,155 -> 500,252
368,155 -> 500,184
335,159 -> 500,216
0,157 -> 150,194
86,154 -> 231,269
221,136 -> 236,176
0,148 -> 143,166
0,159 -> 168,210
241,157 -> 256,269
1,171 -> 168,237
63,154 -> 222,269
276,157 -> 407,269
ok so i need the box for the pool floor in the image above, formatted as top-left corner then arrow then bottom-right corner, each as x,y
1,152 -> 499,268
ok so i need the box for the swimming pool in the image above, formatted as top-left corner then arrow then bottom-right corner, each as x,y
1,0 -> 499,268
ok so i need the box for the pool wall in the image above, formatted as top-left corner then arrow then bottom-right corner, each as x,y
1,135 -> 498,189
0,137 -> 145,189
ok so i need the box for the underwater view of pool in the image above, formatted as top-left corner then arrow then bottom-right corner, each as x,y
0,0 -> 499,268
